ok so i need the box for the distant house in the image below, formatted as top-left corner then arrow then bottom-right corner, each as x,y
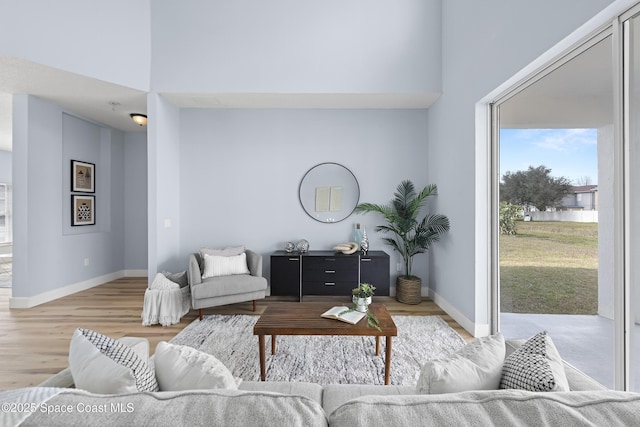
560,185 -> 598,211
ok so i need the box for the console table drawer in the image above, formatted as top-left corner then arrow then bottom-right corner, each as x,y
302,266 -> 357,282
303,281 -> 353,295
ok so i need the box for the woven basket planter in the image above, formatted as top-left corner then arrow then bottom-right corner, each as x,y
396,276 -> 422,304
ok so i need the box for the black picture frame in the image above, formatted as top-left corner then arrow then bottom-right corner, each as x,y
71,195 -> 95,226
71,160 -> 95,193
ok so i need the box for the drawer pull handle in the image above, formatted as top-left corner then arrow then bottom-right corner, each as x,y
324,282 -> 336,286
361,259 -> 372,262
288,258 -> 300,261
325,270 -> 335,273
325,258 -> 336,262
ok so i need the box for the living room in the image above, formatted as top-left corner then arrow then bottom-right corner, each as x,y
4,0 -> 640,424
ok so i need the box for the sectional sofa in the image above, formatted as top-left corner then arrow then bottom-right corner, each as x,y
2,337 -> 639,426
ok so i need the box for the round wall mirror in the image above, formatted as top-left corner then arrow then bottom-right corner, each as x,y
299,162 -> 360,223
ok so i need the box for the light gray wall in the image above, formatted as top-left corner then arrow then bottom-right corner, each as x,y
0,150 -> 10,183
124,132 -> 148,270
147,94 -> 182,276
427,0 -> 614,329
177,109 -> 429,290
0,0 -> 151,90
150,0 -> 441,94
11,95 -> 129,298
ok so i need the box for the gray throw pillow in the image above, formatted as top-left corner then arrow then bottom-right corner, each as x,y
162,270 -> 188,288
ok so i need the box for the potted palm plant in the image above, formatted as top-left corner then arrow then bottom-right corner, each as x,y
355,180 -> 450,304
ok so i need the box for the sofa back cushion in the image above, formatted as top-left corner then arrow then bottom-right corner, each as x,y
329,390 -> 640,426
21,389 -> 328,427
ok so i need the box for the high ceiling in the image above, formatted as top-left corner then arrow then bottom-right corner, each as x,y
0,56 -> 149,151
0,35 -> 612,153
0,57 -> 440,153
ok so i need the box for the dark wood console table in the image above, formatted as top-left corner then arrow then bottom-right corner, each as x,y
270,250 -> 389,300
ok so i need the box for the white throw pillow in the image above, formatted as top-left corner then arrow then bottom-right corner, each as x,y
500,331 -> 570,392
154,341 -> 238,391
202,252 -> 250,279
416,333 -> 505,394
200,245 -> 245,258
69,328 -> 158,394
149,272 -> 180,290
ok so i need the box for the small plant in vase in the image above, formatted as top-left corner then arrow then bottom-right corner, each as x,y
346,283 -> 381,331
352,282 -> 376,311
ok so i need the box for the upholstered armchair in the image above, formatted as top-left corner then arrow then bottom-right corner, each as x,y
188,249 -> 267,320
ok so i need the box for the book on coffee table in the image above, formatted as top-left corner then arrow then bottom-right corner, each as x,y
321,306 -> 366,325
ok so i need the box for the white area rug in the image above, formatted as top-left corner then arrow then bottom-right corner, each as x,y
170,314 -> 466,385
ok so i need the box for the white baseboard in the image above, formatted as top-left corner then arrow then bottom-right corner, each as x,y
9,269 -> 148,308
427,288 -> 490,338
124,269 -> 148,278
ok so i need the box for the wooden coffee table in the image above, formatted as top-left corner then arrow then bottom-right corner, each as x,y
253,302 -> 397,384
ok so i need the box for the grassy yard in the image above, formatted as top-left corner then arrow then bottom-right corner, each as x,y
500,221 -> 598,315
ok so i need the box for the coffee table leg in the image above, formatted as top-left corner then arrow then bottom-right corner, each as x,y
384,336 -> 392,385
376,336 -> 380,356
258,335 -> 266,381
271,335 -> 276,355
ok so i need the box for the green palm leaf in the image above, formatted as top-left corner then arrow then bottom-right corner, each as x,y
355,180 -> 450,277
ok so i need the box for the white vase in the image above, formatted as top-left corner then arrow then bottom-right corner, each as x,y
353,295 -> 372,312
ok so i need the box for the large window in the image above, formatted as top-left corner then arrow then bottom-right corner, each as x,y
495,35 -> 615,388
489,8 -> 640,390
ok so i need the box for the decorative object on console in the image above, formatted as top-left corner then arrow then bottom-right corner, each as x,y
360,226 -> 369,254
356,180 -> 450,304
354,223 -> 363,250
284,241 -> 295,253
296,239 -> 310,253
333,242 -> 358,254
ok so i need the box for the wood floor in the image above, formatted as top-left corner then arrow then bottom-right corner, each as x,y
0,277 -> 472,391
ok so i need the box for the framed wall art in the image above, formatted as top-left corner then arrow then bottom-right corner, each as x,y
71,160 -> 95,193
71,195 -> 95,226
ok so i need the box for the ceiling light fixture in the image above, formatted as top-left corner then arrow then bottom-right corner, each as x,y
130,113 -> 148,126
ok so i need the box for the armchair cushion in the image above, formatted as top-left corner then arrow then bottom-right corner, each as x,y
202,253 -> 250,279
192,274 -> 267,300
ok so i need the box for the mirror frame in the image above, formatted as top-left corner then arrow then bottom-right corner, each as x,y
298,162 -> 360,223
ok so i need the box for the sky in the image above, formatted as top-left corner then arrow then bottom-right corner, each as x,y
500,128 -> 598,185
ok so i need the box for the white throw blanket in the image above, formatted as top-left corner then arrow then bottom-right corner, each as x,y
142,274 -> 190,326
